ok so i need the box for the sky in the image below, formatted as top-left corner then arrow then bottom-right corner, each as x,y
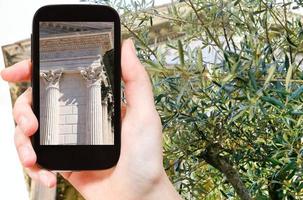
0,0 -> 171,199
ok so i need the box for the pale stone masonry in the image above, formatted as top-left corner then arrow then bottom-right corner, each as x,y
39,22 -> 114,145
80,66 -> 103,144
40,69 -> 63,145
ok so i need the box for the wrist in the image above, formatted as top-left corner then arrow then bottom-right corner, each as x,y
104,169 -> 182,200
141,170 -> 182,200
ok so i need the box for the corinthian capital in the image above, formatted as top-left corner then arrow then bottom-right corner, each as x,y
40,69 -> 63,88
80,66 -> 105,86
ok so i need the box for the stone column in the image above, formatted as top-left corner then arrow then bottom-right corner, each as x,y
107,93 -> 114,144
102,97 -> 109,144
100,71 -> 113,144
40,69 -> 62,145
80,66 -> 103,145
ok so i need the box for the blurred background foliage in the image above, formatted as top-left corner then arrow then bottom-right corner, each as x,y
89,0 -> 303,199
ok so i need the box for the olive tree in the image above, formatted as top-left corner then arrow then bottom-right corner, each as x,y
84,0 -> 303,199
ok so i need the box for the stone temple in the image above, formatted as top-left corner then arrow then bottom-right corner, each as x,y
39,22 -> 114,145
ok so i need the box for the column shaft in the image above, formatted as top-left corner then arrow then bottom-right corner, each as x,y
102,102 -> 109,144
81,66 -> 103,145
86,83 -> 103,144
108,110 -> 113,144
40,70 -> 62,145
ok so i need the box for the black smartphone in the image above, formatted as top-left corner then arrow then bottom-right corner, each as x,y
31,5 -> 121,170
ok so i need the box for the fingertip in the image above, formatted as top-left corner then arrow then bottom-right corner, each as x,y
121,39 -> 155,111
26,116 -> 39,137
18,144 -> 37,168
0,68 -> 8,81
123,38 -> 135,52
13,87 -> 37,136
0,66 -> 13,81
39,170 -> 57,188
17,114 -> 38,137
121,38 -> 149,83
26,167 -> 57,188
1,60 -> 31,82
22,153 -> 37,168
15,126 -> 37,168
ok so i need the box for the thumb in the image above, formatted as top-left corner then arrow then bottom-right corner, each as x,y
121,39 -> 155,113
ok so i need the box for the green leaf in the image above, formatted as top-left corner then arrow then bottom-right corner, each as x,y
197,48 -> 203,70
145,59 -> 161,68
178,40 -> 185,67
275,161 -> 296,180
150,16 -> 153,26
284,54 -> 290,70
248,69 -> 258,90
249,106 -> 254,121
285,64 -> 294,92
155,94 -> 166,104
222,74 -> 235,83
289,86 -> 303,100
176,84 -> 187,106
253,9 -> 266,15
264,65 -> 276,89
283,132 -> 289,143
229,108 -> 247,123
261,96 -> 285,109
286,36 -> 298,47
267,157 -> 282,166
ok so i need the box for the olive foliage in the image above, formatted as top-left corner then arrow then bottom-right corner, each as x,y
88,0 -> 303,199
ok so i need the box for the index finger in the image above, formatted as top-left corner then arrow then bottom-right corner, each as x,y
1,59 -> 31,82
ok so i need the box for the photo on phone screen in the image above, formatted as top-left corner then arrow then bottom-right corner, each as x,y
39,22 -> 114,145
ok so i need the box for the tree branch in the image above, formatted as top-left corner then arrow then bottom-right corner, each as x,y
200,143 -> 252,200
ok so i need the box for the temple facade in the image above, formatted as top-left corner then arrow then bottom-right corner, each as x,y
39,22 -> 114,145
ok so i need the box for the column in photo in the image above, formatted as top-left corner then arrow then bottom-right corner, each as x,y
101,72 -> 114,145
108,93 -> 114,144
101,90 -> 109,144
40,69 -> 63,145
80,66 -> 103,145
107,93 -> 114,144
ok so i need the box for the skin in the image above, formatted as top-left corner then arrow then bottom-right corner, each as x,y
1,39 -> 182,200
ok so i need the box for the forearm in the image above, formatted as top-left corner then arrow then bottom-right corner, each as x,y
142,172 -> 182,200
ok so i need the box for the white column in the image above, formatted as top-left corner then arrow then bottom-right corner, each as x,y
100,70 -> 114,145
102,99 -> 109,144
80,66 -> 103,145
40,69 -> 62,145
108,93 -> 114,144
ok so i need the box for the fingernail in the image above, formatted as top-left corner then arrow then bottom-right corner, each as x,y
19,116 -> 28,134
39,171 -> 51,187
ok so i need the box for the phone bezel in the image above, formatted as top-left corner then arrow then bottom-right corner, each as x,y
31,5 -> 121,170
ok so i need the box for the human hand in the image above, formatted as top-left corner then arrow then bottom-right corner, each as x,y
1,39 -> 181,200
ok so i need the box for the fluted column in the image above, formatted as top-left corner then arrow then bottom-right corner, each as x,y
102,98 -> 109,144
80,66 -> 103,145
108,93 -> 114,144
40,69 -> 62,145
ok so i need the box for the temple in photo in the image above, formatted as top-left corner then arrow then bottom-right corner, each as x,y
39,22 -> 114,145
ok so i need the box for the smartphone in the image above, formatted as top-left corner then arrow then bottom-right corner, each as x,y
31,5 -> 121,170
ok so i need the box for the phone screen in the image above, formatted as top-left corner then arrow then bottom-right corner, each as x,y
39,22 -> 115,146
